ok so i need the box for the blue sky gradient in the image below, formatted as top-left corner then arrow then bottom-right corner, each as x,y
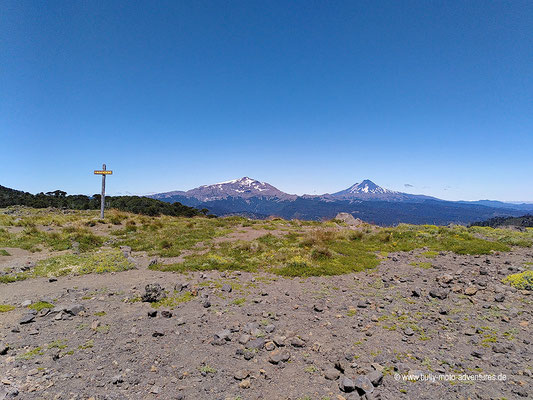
1,1 -> 532,201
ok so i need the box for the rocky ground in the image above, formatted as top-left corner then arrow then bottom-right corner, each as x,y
1,244 -> 532,400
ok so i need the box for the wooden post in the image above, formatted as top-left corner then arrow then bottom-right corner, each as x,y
94,164 -> 112,219
100,164 -> 106,219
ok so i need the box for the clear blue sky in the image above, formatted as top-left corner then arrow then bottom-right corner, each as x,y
1,1 -> 532,201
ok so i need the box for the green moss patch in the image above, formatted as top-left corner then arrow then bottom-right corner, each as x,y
151,291 -> 194,308
0,304 -> 15,312
410,261 -> 433,269
28,301 -> 54,311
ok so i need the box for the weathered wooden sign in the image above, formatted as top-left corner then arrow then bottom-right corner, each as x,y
94,164 -> 112,218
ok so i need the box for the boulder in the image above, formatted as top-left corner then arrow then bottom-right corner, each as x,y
335,212 -> 363,226
269,349 -> 290,364
324,368 -> 340,380
65,303 -> 85,315
354,375 -> 374,394
19,314 -> 35,324
367,370 -> 384,387
339,375 -> 356,392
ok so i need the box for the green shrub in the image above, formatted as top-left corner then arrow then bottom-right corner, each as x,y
503,271 -> 533,290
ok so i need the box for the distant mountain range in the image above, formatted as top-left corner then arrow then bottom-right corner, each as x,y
150,177 -> 533,225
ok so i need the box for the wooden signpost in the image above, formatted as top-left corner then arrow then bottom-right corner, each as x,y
94,164 -> 113,218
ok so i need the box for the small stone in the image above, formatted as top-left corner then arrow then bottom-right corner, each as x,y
215,329 -> 232,341
0,345 -> 8,355
238,334 -> 251,344
273,335 -> 286,346
150,385 -> 160,394
247,338 -> 265,350
290,337 -> 306,347
250,327 -> 263,337
48,277 -> 58,282
21,300 -> 32,307
324,368 -> 340,380
314,304 -> 324,312
269,349 -> 290,364
464,328 -> 476,336
411,288 -> 421,297
338,375 -> 356,392
367,370 -> 383,387
403,327 -> 414,336
494,293 -> 505,302
66,303 -> 85,315
234,370 -> 249,380
221,284 -> 232,292
239,378 -> 251,389
492,344 -> 508,353
142,283 -> 166,303
120,245 -> 132,257
202,300 -> 211,308
264,341 -> 276,351
438,274 -> 453,284
112,375 -> 123,384
464,286 -> 478,296
354,375 -> 374,393
471,349 -> 484,358
152,331 -> 164,337
147,310 -> 157,318
429,289 -> 448,300
265,324 -> 276,333
451,284 -> 462,293
161,310 -> 172,318
19,314 -> 35,324
242,322 -> 259,334
91,320 -> 101,330
37,308 -> 50,317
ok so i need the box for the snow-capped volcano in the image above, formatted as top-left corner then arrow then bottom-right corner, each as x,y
342,179 -> 396,195
332,179 -> 397,197
328,179 -> 425,201
152,177 -> 296,202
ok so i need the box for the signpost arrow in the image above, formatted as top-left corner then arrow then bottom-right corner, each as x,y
94,164 -> 113,218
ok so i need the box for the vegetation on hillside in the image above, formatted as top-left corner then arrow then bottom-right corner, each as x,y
2,208 -> 532,282
149,223 -> 515,277
0,185 -> 207,217
470,214 -> 533,228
